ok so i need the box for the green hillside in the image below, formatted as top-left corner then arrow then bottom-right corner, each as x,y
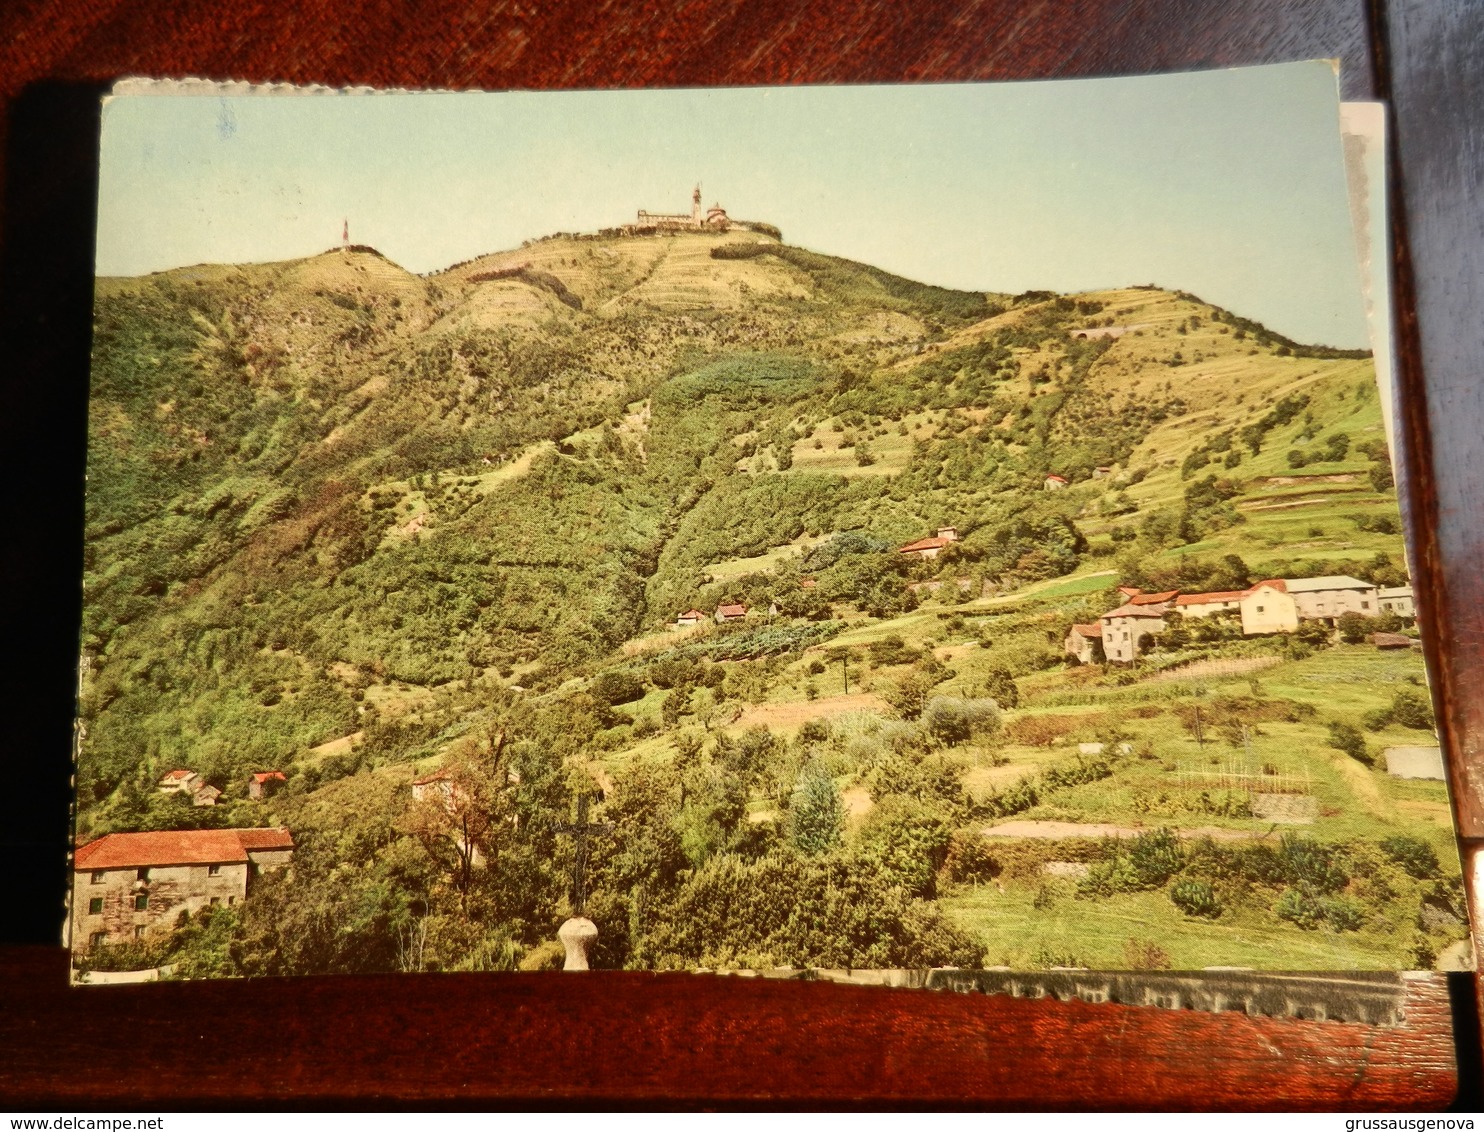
76,229 -> 1460,978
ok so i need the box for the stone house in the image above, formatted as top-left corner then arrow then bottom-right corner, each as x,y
157,769 -> 201,795
71,827 -> 293,952
1239,580 -> 1299,635
1283,575 -> 1379,623
1100,602 -> 1170,663
675,609 -> 706,628
1044,474 -> 1069,491
247,771 -> 287,800
1064,623 -> 1104,664
897,527 -> 959,561
714,603 -> 748,623
157,768 -> 220,807
1378,586 -> 1415,618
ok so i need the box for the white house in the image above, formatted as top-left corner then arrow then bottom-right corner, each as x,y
1378,586 -> 1415,618
1283,575 -> 1379,622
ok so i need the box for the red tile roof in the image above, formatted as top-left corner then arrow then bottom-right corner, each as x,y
1069,623 -> 1103,638
1045,474 -> 1068,483
250,771 -> 286,784
233,828 -> 293,851
159,769 -> 195,782
898,536 -> 953,554
677,609 -> 706,620
716,603 -> 747,617
411,769 -> 453,786
1103,602 -> 1168,619
1247,579 -> 1288,592
1175,590 -> 1248,605
1129,590 -> 1179,605
75,827 -> 292,870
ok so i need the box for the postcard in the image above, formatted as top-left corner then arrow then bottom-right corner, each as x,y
71,64 -> 1466,989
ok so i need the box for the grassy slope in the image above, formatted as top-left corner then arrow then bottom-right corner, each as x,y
81,235 -> 1457,970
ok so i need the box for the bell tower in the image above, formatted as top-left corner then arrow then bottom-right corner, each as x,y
692,185 -> 702,225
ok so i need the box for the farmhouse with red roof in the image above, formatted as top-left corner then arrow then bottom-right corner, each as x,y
674,609 -> 706,628
247,770 -> 287,800
71,827 -> 293,953
714,602 -> 749,623
897,526 -> 959,560
1071,572 -> 1397,665
1043,474 -> 1068,491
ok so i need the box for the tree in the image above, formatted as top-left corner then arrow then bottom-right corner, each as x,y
1337,611 -> 1372,645
980,665 -> 1020,709
789,760 -> 844,855
882,674 -> 931,721
399,739 -> 515,911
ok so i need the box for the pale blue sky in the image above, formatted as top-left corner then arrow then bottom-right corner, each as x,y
97,62 -> 1368,347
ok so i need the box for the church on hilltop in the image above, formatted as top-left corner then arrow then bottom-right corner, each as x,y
624,186 -> 732,234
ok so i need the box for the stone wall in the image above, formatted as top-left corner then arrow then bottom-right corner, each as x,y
72,862 -> 250,949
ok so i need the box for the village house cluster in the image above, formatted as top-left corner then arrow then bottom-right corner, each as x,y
1066,578 -> 1416,664
157,767 -> 286,806
71,827 -> 294,952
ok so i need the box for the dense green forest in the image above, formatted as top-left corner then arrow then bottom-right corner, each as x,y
77,230 -> 1463,977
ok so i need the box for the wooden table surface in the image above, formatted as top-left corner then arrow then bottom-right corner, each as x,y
2,0 -> 1482,1109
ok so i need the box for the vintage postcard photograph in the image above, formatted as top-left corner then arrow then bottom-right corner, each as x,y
71,63 -> 1465,985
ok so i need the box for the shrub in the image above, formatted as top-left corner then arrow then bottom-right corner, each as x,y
1169,877 -> 1222,918
1127,828 -> 1184,887
941,831 -> 1001,884
921,696 -> 1001,746
1279,835 -> 1349,894
1327,721 -> 1372,766
1361,707 -> 1394,732
1123,938 -> 1172,970
591,670 -> 645,706
857,798 -> 954,899
1276,888 -> 1364,932
1080,828 -> 1182,896
1391,689 -> 1435,730
1380,835 -> 1441,879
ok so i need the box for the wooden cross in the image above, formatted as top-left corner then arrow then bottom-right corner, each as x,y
554,792 -> 613,917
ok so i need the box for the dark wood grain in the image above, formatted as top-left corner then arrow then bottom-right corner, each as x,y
0,0 -> 1477,1109
0,947 -> 1464,1108
1379,0 -> 1484,1057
